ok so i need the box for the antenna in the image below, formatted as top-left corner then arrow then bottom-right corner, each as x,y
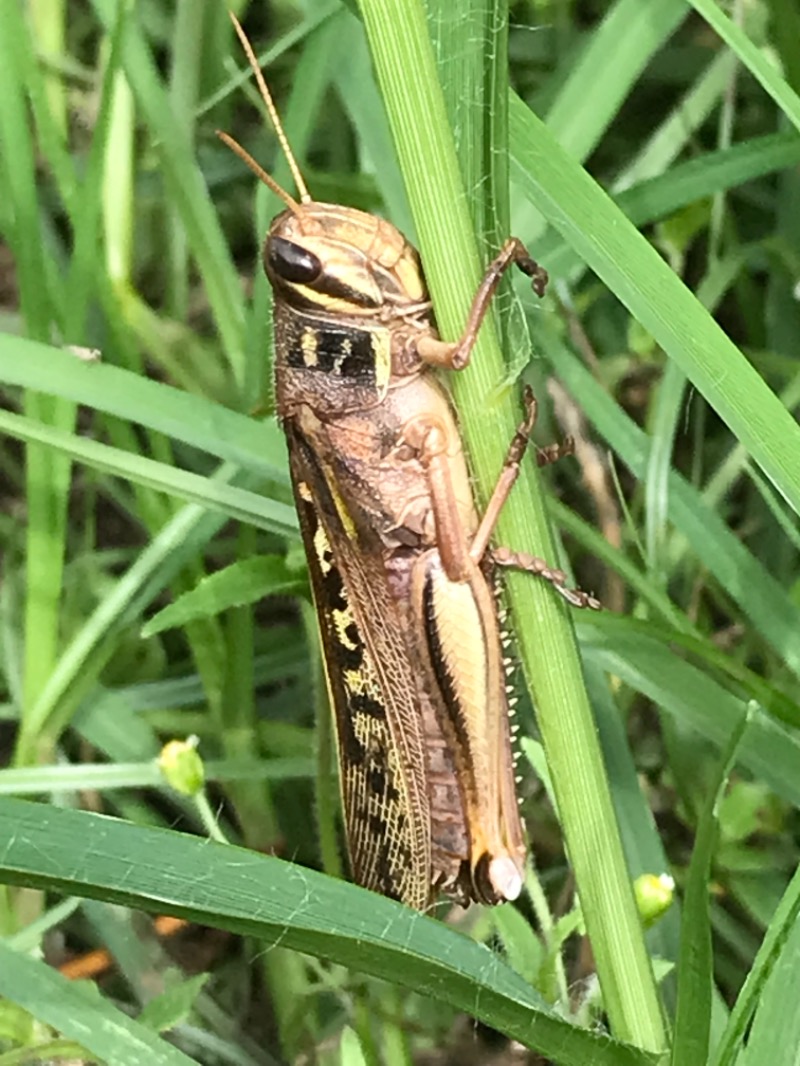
216,130 -> 301,213
227,11 -> 311,204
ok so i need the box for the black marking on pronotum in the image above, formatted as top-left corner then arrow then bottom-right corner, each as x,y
282,309 -> 382,384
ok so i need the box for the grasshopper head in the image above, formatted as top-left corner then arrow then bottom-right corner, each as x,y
264,203 -> 428,318
220,17 -> 428,322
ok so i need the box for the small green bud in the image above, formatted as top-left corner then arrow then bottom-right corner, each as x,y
158,736 -> 204,796
634,873 -> 675,927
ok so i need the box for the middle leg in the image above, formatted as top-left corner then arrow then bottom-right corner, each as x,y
469,386 -> 574,562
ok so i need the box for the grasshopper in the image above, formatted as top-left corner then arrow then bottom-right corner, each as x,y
221,16 -> 599,909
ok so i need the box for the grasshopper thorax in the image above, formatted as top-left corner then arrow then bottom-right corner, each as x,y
265,203 -> 428,318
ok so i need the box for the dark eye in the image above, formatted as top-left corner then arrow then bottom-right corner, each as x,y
266,237 -> 321,283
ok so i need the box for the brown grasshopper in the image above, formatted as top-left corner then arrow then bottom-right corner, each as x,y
221,15 -> 599,909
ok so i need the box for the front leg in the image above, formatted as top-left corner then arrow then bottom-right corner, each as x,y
396,415 -> 474,583
468,386 -> 573,561
411,238 -> 549,372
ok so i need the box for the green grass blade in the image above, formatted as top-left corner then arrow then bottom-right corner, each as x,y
0,407 -> 297,536
87,0 -> 247,388
0,940 -> 198,1066
670,707 -> 751,1066
542,325 -> 800,677
0,797 -> 659,1066
581,622 -> 800,808
535,131 -> 800,277
689,0 -> 800,133
543,0 -> 687,161
356,0 -> 664,1051
0,338 -> 290,483
712,862 -> 800,1066
14,491 -> 236,763
733,912 -> 800,1066
0,4 -> 78,737
509,96 -> 800,518
0,757 -> 312,796
166,0 -> 206,320
0,4 -> 59,341
614,50 -> 737,190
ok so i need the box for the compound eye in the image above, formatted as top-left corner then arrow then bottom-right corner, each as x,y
266,236 -> 322,283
